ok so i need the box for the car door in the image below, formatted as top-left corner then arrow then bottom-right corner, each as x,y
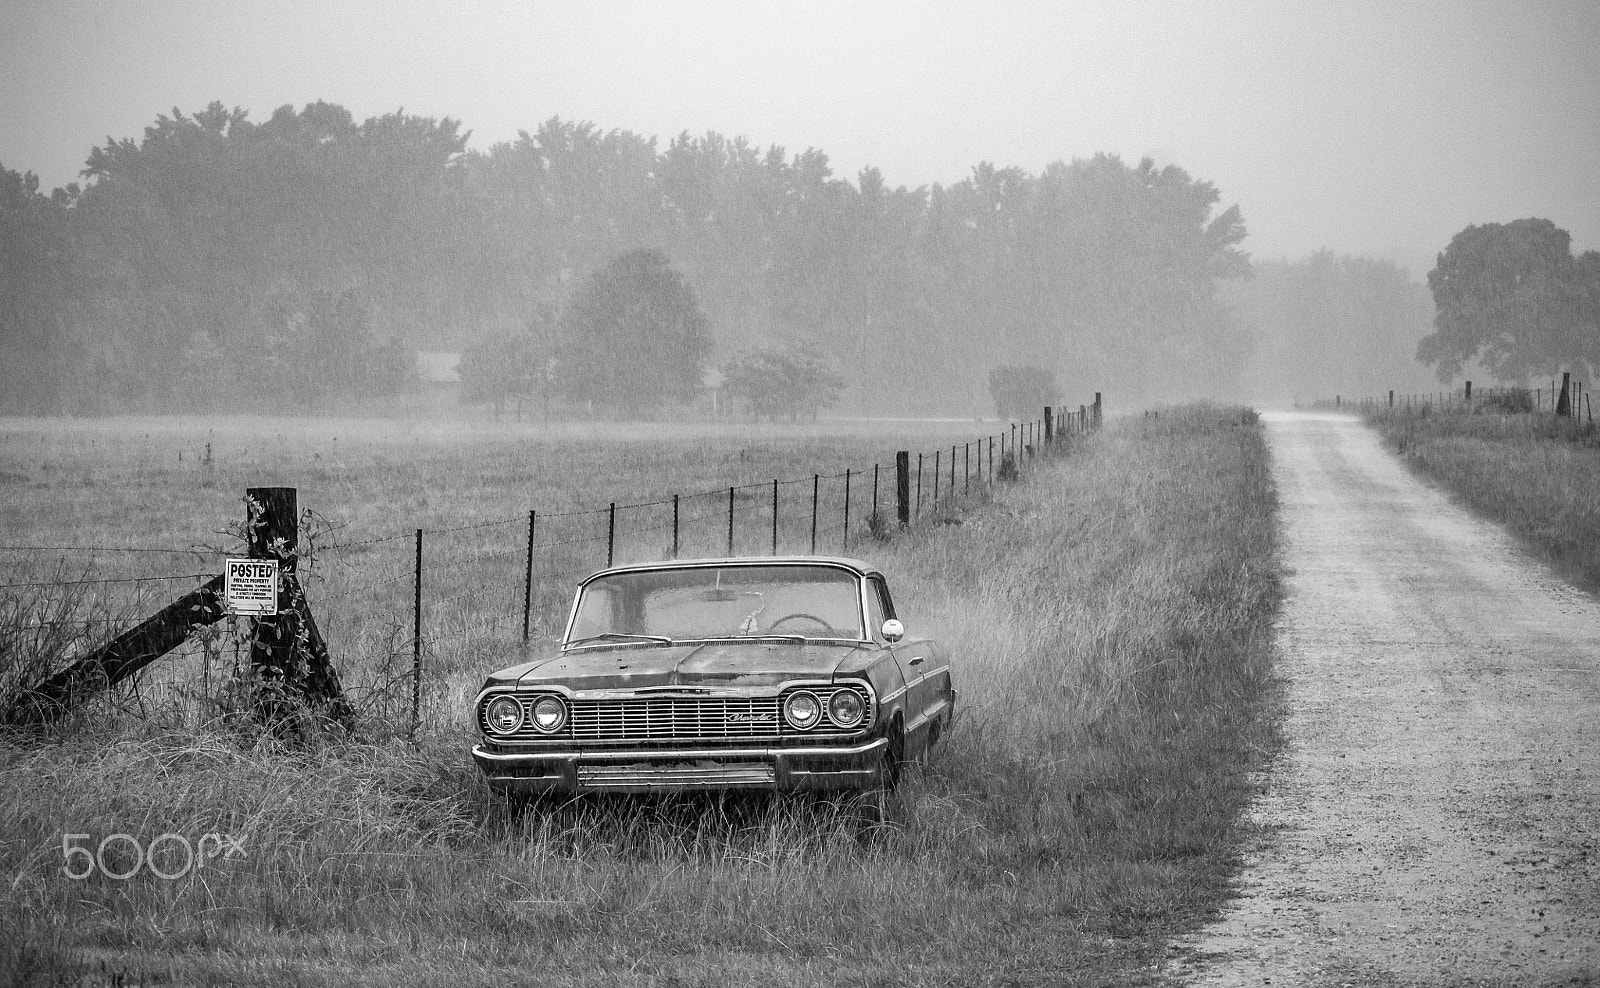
868,576 -> 938,739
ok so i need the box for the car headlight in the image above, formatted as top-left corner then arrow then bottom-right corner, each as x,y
783,691 -> 822,730
827,689 -> 865,728
485,695 -> 523,735
529,695 -> 568,734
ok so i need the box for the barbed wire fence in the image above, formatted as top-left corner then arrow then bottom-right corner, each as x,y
1315,374 -> 1593,424
2,399 -> 1104,730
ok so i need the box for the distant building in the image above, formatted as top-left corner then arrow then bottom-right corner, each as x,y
416,351 -> 462,385
701,367 -> 725,415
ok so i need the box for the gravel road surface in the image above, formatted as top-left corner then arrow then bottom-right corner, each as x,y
1170,411 -> 1600,987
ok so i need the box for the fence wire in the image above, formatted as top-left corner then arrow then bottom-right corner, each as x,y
7,407 -> 1105,712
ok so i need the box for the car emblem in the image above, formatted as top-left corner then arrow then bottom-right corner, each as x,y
726,712 -> 773,723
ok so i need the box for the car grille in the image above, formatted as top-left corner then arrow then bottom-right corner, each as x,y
573,696 -> 783,741
481,686 -> 871,744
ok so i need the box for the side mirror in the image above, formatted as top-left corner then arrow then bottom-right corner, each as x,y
881,618 -> 905,643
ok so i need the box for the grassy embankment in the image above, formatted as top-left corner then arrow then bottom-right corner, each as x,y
1365,402 -> 1600,593
1,407 -> 1281,987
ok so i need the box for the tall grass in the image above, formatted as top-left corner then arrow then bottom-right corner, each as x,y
1366,403 -> 1600,591
0,406 -> 1280,986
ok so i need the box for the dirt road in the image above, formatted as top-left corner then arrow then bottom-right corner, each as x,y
1171,411 -> 1600,987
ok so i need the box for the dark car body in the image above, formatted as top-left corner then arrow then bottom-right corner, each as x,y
470,556 -> 955,795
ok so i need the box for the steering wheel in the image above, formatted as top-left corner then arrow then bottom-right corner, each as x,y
767,612 -> 836,634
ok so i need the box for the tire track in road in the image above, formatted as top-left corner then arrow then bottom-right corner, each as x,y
1169,411 -> 1600,987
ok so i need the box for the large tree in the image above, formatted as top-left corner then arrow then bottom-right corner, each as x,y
721,340 -> 846,420
1419,218 -> 1600,382
556,249 -> 710,414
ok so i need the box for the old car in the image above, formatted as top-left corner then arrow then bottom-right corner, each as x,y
471,556 -> 954,796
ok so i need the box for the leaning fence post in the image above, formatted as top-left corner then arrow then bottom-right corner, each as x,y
932,450 -> 940,508
964,443 -> 970,494
916,453 -> 924,517
895,452 -> 910,528
1557,371 -> 1572,417
522,510 -> 536,643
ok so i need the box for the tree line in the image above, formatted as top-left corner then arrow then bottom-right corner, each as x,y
1,101 -> 1253,415
7,99 -> 1586,417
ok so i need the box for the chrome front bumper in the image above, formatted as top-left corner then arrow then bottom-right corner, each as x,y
472,737 -> 890,794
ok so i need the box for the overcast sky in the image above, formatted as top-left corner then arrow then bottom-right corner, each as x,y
4,0 -> 1596,279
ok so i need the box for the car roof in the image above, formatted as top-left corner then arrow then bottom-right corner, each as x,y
578,556 -> 884,585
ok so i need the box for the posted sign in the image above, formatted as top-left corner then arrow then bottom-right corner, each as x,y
225,558 -> 280,616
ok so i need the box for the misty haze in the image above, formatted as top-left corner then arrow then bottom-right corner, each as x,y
3,4 -> 1599,986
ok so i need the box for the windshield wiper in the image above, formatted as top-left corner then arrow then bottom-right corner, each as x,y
565,632 -> 673,647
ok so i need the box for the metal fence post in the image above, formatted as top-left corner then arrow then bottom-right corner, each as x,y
412,528 -> 422,740
810,475 -> 819,553
843,468 -> 852,552
916,453 -> 924,517
522,510 -> 535,643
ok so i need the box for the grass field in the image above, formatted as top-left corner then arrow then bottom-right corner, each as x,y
1364,403 -> 1600,593
1,406 -> 1281,987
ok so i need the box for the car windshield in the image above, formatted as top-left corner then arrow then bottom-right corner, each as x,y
567,565 -> 865,644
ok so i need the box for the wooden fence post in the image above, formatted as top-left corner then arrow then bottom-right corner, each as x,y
1557,372 -> 1572,417
895,452 -> 910,528
245,486 -> 348,721
245,486 -> 298,686
1044,406 -> 1053,445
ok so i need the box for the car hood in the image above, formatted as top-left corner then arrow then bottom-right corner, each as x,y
490,640 -> 874,691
